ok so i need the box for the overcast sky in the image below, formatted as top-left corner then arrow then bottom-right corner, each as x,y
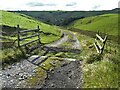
0,0 -> 119,11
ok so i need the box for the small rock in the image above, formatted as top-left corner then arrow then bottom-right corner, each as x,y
0,73 -> 2,76
28,74 -> 32,77
11,65 -> 15,68
16,73 -> 19,76
33,69 -> 37,73
41,63 -> 46,66
19,77 -> 24,81
57,70 -> 60,73
61,63 -> 68,67
10,79 -> 14,83
23,75 -> 28,79
19,73 -> 23,76
68,75 -> 72,79
8,66 -> 11,69
50,68 -> 54,72
68,70 -> 71,73
51,83 -> 54,87
7,73 -> 10,77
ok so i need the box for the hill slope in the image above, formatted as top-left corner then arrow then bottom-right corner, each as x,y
1,10 -> 62,43
13,9 -> 118,26
69,14 -> 118,36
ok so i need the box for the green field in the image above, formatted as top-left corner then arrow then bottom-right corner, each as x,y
69,14 -> 119,36
0,10 -> 62,43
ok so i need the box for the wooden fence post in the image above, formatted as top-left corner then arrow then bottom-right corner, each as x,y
37,25 -> 41,44
17,25 -> 20,47
101,35 -> 108,54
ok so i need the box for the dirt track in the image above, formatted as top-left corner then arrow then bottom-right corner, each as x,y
45,31 -> 82,50
42,61 -> 82,88
42,31 -> 83,88
2,31 -> 83,88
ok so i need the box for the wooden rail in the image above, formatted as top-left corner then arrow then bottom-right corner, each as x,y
19,34 -> 39,41
20,39 -> 39,47
17,25 -> 41,47
94,33 -> 107,54
19,29 -> 38,33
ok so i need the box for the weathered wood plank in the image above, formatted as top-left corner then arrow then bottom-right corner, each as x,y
20,39 -> 39,47
95,39 -> 102,50
28,55 -> 40,62
37,25 -> 41,44
34,56 -> 48,65
103,35 -> 108,43
17,25 -> 20,47
96,34 -> 104,42
20,29 -> 38,33
19,34 -> 39,41
100,35 -> 108,54
94,43 -> 100,53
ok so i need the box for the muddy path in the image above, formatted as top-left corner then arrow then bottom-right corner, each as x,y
42,61 -> 82,88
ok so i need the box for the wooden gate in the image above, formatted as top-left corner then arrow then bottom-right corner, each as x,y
17,25 -> 41,52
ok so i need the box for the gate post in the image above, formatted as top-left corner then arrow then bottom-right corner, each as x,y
37,25 -> 41,44
17,25 -> 20,47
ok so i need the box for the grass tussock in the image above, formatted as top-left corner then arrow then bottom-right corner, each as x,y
0,48 -> 26,66
86,54 -> 103,64
83,59 -> 118,88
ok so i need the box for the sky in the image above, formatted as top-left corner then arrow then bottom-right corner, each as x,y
0,0 -> 119,11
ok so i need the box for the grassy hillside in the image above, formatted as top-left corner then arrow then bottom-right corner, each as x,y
1,10 -> 62,43
13,8 -> 118,26
69,14 -> 118,36
0,10 -> 62,66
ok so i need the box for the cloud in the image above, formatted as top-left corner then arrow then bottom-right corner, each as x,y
0,0 -> 119,11
27,2 -> 56,7
46,3 -> 56,6
92,5 -> 101,9
27,2 -> 44,6
119,1 -> 120,8
66,2 -> 77,6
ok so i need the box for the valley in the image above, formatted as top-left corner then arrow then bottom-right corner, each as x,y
0,10 -> 119,88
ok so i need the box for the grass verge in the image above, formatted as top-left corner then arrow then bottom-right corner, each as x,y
0,47 -> 26,67
75,31 -> 119,88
